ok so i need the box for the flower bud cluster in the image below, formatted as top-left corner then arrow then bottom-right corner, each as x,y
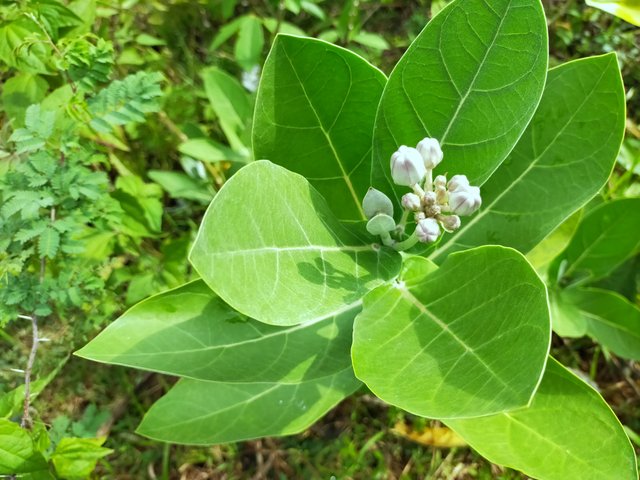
362,137 -> 481,251
390,137 -> 481,245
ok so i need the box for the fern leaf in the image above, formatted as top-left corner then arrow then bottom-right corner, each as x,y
88,72 -> 164,133
38,226 -> 60,258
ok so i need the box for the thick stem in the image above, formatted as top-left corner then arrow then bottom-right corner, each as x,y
21,315 -> 39,429
380,231 -> 395,247
393,230 -> 420,251
424,169 -> 433,193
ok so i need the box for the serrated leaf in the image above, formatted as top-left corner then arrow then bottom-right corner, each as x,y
447,358 -> 637,480
51,437 -> 112,479
549,198 -> 640,286
190,161 -> 401,326
76,281 -> 356,383
431,54 -> 626,262
352,246 -> 550,418
38,227 -> 60,259
372,0 -> 548,206
253,34 -> 386,222
136,368 -> 360,445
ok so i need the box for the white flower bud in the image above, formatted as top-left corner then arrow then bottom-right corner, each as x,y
366,213 -> 396,236
447,174 -> 470,192
439,214 -> 461,233
401,193 -> 421,211
362,187 -> 394,219
416,137 -> 443,170
423,191 -> 437,206
415,218 -> 440,243
390,146 -> 426,186
414,211 -> 426,221
449,185 -> 481,216
434,175 -> 447,188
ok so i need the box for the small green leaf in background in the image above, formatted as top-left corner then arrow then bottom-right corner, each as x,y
137,369 -> 360,445
352,246 -> 550,419
586,0 -> 640,25
51,437 -> 112,480
0,419 -> 49,474
2,73 -> 49,127
253,34 -> 386,222
178,137 -> 245,163
549,198 -> 640,286
373,0 -> 548,206
147,170 -> 213,203
560,288 -> 640,361
447,358 -> 637,480
201,66 -> 253,152
76,281 -> 356,383
190,161 -> 401,326
234,15 -> 264,70
431,54 -> 626,263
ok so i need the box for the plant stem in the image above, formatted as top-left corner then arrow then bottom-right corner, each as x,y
20,314 -> 39,429
392,230 -> 419,251
396,209 -> 410,235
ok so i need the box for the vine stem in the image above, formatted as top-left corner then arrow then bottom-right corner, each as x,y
20,314 -> 39,429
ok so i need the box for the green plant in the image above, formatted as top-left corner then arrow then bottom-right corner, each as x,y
75,0 -> 636,479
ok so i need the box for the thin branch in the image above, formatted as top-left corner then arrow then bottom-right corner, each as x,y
20,314 -> 39,429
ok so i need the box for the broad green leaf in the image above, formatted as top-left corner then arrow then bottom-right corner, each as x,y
190,161 -> 401,326
76,281 -> 356,383
0,419 -> 48,474
447,358 -> 637,480
2,73 -> 49,127
352,246 -> 550,419
372,0 -> 548,206
561,288 -> 640,360
201,67 -> 252,152
586,0 -> 640,25
137,369 -> 360,445
253,34 -> 386,222
51,437 -> 112,479
549,198 -> 640,286
234,15 -> 264,70
430,54 -> 625,263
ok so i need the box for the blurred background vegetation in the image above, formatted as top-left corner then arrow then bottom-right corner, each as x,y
0,0 -> 639,478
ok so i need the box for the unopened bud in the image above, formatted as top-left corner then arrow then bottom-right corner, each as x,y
401,193 -> 421,211
366,213 -> 396,236
363,187 -> 394,219
435,185 -> 447,205
414,211 -> 426,221
390,146 -> 426,186
416,137 -> 443,169
439,214 -> 461,232
415,218 -> 440,243
447,174 -> 470,192
422,191 -> 437,206
449,186 -> 481,216
434,175 -> 447,188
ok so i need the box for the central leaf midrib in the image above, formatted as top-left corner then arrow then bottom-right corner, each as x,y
280,44 -> 366,220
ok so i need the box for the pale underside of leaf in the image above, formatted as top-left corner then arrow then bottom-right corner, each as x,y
190,161 -> 401,326
75,280 -> 357,383
136,368 -> 361,445
352,246 -> 551,419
